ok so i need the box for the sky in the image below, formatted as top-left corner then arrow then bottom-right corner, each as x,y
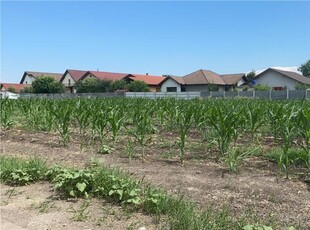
1,1 -> 310,83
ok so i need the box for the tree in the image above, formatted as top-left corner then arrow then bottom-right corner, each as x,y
295,83 -> 310,90
7,87 -> 17,93
20,86 -> 33,94
126,80 -> 150,92
298,60 -> 310,77
32,76 -> 65,94
75,78 -> 113,93
246,70 -> 256,83
111,80 -> 126,91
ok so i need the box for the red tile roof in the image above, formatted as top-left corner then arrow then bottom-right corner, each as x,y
66,69 -> 88,82
85,71 -> 129,81
1,83 -> 31,93
126,74 -> 166,85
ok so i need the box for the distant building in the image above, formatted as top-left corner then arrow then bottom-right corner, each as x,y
0,83 -> 31,93
20,71 -> 63,85
253,68 -> 310,90
160,70 -> 246,92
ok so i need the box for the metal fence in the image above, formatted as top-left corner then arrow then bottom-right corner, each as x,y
19,90 -> 309,100
125,92 -> 201,100
201,90 -> 309,100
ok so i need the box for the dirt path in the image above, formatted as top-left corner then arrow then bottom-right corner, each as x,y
1,130 -> 310,229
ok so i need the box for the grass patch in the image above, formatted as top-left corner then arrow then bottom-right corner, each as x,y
0,155 -> 298,229
0,156 -> 48,185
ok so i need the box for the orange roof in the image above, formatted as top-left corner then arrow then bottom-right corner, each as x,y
88,71 -> 128,81
127,74 -> 166,85
1,83 -> 31,93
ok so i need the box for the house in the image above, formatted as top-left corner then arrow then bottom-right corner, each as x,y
124,74 -> 166,92
161,69 -> 240,92
160,76 -> 185,92
221,73 -> 247,90
20,71 -> 63,85
79,70 -> 129,82
253,68 -> 310,90
0,83 -> 31,93
60,69 -> 88,93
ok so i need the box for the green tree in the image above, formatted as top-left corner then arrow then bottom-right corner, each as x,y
111,80 -> 126,91
20,86 -> 33,94
126,80 -> 150,92
246,70 -> 256,83
7,87 -> 17,93
298,60 -> 310,77
32,76 -> 65,94
75,78 -> 113,93
295,83 -> 310,90
254,84 -> 270,91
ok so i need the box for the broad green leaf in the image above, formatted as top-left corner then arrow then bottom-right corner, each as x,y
76,182 -> 87,192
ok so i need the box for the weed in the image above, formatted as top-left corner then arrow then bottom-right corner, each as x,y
69,200 -> 91,222
98,144 -> 112,154
125,140 -> 136,159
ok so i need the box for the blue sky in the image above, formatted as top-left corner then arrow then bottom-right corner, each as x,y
1,1 -> 310,83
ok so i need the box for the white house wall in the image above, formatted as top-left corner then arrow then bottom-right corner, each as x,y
237,79 -> 246,87
160,79 -> 181,92
22,75 -> 35,84
61,72 -> 76,86
255,71 -> 297,90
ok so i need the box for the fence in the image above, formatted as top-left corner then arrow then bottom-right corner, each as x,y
125,92 -> 201,100
19,90 -> 309,100
20,92 -> 125,99
201,90 -> 309,100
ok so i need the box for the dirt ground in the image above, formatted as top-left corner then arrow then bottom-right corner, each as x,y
1,129 -> 310,229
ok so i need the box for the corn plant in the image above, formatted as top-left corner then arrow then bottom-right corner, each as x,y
107,106 -> 125,145
49,101 -> 72,146
129,107 -> 154,161
297,106 -> 310,167
206,105 -> 242,156
174,105 -> 193,164
276,104 -> 299,178
74,99 -> 91,136
0,98 -> 15,129
244,102 -> 266,141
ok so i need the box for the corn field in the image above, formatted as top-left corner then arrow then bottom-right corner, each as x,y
1,98 -> 310,177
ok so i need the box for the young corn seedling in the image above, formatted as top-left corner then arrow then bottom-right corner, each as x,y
297,106 -> 310,167
175,106 -> 193,165
206,105 -> 241,156
277,104 -> 299,179
107,107 -> 125,146
129,108 -> 154,162
49,102 -> 72,146
0,98 -> 15,129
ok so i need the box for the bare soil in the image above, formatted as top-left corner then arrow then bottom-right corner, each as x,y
1,129 -> 310,229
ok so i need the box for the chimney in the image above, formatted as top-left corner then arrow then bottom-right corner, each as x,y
146,73 -> 148,76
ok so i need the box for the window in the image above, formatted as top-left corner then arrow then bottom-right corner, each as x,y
167,87 -> 177,92
181,87 -> 186,92
68,79 -> 71,86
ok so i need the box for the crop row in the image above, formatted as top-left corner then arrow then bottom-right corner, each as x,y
1,98 -> 310,178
